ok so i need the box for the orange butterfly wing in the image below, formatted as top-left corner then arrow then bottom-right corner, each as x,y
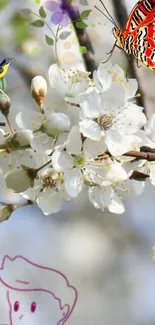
122,1 -> 155,72
124,0 -> 155,35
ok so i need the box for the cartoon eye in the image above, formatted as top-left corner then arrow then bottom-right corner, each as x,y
14,301 -> 19,312
30,302 -> 36,313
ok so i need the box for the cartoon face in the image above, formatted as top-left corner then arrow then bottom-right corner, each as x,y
9,290 -> 68,325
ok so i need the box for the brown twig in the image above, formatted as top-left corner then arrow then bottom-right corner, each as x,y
97,147 -> 155,162
104,145 -> 155,161
62,0 -> 97,76
123,150 -> 155,161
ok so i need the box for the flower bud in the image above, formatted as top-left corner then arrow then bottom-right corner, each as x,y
31,76 -> 47,105
0,204 -> 14,222
0,95 -> 11,116
13,130 -> 33,146
43,113 -> 70,136
5,166 -> 36,192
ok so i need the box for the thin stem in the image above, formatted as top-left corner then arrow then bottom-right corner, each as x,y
31,11 -> 61,64
0,144 -> 30,152
5,116 -> 14,135
31,11 -> 56,39
40,102 -> 45,114
55,25 -> 61,64
36,159 -> 52,173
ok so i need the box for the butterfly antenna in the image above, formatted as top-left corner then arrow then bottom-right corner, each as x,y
94,5 -> 117,27
98,0 -> 118,27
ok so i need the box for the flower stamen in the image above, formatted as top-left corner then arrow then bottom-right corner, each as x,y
74,154 -> 86,168
96,114 -> 114,130
41,172 -> 58,189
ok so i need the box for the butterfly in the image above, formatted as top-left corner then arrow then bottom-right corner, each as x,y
95,0 -> 155,73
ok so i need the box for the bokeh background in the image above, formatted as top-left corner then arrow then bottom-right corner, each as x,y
0,1 -> 155,324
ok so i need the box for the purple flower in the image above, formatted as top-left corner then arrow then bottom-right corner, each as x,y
45,0 -> 70,27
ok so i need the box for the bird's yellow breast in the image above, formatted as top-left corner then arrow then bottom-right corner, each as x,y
0,65 -> 9,78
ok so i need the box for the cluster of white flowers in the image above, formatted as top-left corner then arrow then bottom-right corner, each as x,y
1,61 -> 155,217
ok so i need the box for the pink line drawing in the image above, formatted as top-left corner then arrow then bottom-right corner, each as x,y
0,255 -> 78,325
15,281 -> 29,285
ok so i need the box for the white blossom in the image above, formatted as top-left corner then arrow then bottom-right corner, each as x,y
52,126 -> 107,197
89,186 -> 125,214
94,61 -> 138,99
15,107 -> 71,154
23,168 -> 69,215
79,87 -> 145,155
48,64 -> 90,102
0,60 -> 153,216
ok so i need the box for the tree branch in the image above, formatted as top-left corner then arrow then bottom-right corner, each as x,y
62,0 -> 97,76
123,150 -> 155,161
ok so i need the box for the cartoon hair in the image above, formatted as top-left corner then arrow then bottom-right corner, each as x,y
0,255 -> 78,325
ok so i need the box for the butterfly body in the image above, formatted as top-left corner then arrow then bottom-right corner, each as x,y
112,0 -> 155,72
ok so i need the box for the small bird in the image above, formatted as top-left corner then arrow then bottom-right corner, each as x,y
0,58 -> 13,78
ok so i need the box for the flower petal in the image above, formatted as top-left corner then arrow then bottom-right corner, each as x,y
104,162 -> 128,182
44,1 -> 60,11
51,12 -> 63,25
48,64 -> 72,95
101,83 -> 125,114
16,110 -> 43,131
59,13 -> 69,27
52,150 -> 74,172
79,119 -> 101,140
55,132 -> 68,149
64,169 -> 83,197
106,189 -> 125,214
136,130 -> 154,148
125,79 -> 138,98
130,180 -> 145,196
81,91 -> 103,118
105,130 -> 141,156
114,103 -> 146,134
149,163 -> 155,186
93,62 -> 112,92
43,112 -> 70,136
144,114 -> 155,142
66,126 -> 82,154
31,133 -> 54,154
37,188 -> 62,215
88,187 -> 105,211
86,165 -> 111,186
68,80 -> 89,98
83,137 -> 107,159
